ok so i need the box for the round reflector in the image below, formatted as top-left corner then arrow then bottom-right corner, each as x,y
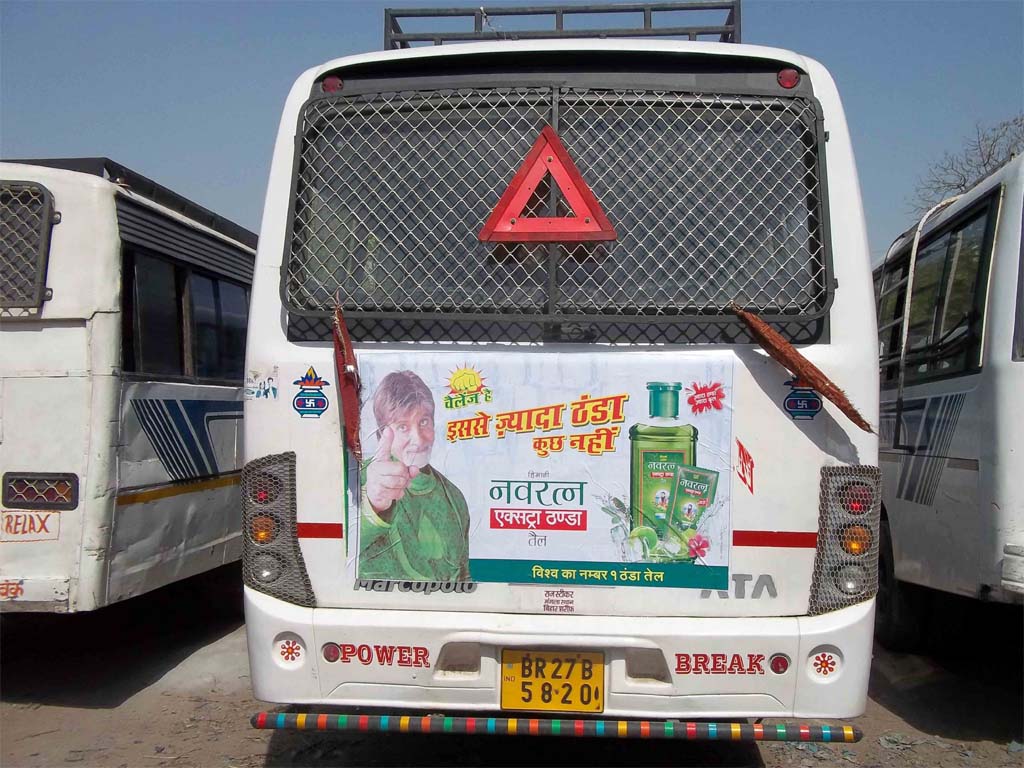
769,653 -> 790,674
840,524 -> 873,556
777,68 -> 801,89
322,643 -> 342,663
323,75 -> 343,93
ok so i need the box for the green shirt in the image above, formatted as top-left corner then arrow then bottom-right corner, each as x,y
359,462 -> 470,581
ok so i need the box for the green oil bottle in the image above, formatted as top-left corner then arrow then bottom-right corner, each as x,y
628,383 -> 698,543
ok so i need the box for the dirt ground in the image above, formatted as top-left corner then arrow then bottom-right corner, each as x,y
2,565 -> 1021,768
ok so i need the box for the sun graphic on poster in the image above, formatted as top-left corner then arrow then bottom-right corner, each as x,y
448,366 -> 486,395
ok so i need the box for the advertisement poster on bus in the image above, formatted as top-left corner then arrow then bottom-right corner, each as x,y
351,352 -> 733,590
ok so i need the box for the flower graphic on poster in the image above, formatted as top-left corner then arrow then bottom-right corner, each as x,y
813,652 -> 836,676
687,533 -> 710,559
280,640 -> 302,661
686,382 -> 726,415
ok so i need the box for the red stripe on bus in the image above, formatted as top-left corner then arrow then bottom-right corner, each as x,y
466,717 -> 476,734
800,725 -> 811,741
256,712 -> 267,728
421,716 -> 431,733
317,714 -> 327,730
640,721 -> 650,737
575,720 -> 585,736
296,523 -> 344,539
686,722 -> 697,738
358,715 -> 369,732
732,530 -> 818,548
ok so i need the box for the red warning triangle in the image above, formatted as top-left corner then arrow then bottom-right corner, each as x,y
478,125 -> 617,243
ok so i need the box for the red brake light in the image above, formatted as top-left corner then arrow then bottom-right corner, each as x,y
842,482 -> 873,515
323,75 -> 343,93
250,473 -> 283,505
322,643 -> 341,662
769,653 -> 790,674
777,69 -> 800,89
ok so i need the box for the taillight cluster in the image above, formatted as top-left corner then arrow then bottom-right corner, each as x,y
2,472 -> 78,510
241,453 -> 316,607
807,467 -> 882,616
247,471 -> 284,547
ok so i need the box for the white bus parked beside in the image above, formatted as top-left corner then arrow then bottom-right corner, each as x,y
0,158 -> 255,612
243,3 -> 879,743
874,154 -> 1023,649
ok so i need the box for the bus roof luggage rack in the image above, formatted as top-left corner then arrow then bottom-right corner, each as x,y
384,1 -> 741,49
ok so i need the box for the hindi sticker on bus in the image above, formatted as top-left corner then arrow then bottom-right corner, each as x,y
350,352 -> 734,591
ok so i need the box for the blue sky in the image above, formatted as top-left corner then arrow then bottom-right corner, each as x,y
2,0 -> 1021,261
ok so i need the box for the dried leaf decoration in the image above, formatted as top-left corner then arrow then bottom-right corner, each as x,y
333,301 -> 364,461
728,302 -> 874,434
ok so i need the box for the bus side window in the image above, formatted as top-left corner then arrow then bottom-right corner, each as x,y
131,251 -> 185,376
191,273 -> 220,379
881,204 -> 994,387
933,215 -> 987,374
188,272 -> 248,383
903,235 -> 950,383
218,281 -> 248,382
877,261 -> 908,384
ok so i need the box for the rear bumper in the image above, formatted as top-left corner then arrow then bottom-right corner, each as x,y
245,587 -> 874,719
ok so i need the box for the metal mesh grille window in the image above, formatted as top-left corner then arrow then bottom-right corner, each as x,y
0,183 -> 55,309
286,85 -> 828,340
2,472 -> 78,511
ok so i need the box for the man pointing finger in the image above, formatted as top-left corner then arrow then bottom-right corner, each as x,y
359,370 -> 470,582
365,426 -> 421,517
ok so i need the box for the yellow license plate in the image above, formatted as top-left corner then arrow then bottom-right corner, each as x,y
500,650 -> 604,713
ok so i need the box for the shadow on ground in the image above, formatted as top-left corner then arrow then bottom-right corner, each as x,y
869,589 -> 1023,744
0,563 -> 244,708
262,730 -> 764,767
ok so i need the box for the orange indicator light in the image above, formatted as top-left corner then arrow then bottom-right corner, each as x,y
840,525 -> 872,556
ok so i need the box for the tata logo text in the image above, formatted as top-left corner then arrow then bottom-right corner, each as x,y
700,573 -> 777,599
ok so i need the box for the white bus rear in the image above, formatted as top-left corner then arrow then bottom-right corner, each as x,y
0,159 -> 255,612
244,9 -> 879,741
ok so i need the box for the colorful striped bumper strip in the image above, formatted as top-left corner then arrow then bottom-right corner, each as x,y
250,713 -> 861,743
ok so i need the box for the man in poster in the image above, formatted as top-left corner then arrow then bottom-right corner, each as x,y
360,370 -> 470,581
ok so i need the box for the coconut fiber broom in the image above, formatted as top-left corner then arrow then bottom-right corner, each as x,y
333,299 -> 364,461
728,302 -> 874,434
